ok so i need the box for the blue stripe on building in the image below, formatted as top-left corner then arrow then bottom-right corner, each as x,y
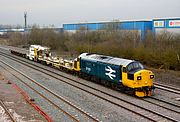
63,21 -> 152,40
1,17 -> 180,40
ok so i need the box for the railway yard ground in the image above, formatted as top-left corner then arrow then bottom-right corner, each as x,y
0,74 -> 47,122
0,45 -> 180,122
150,68 -> 180,88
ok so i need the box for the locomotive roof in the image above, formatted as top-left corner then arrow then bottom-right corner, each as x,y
79,53 -> 135,66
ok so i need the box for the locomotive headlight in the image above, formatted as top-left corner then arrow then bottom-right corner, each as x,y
150,75 -> 154,79
137,76 -> 141,80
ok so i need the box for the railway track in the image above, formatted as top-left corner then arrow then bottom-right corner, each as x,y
149,97 -> 180,108
0,99 -> 16,122
0,49 -> 180,121
143,97 -> 180,113
154,82 -> 180,95
0,60 -> 99,122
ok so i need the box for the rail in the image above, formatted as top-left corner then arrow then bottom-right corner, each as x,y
0,49 -> 179,121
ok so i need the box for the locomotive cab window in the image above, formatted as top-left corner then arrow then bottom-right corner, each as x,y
127,62 -> 144,72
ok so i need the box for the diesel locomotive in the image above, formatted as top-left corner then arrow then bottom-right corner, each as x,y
77,53 -> 155,97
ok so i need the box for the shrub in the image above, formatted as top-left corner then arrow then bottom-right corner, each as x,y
7,27 -> 180,70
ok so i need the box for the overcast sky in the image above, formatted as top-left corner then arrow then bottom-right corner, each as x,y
0,0 -> 180,27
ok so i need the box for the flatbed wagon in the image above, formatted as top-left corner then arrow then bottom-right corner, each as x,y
9,47 -> 28,58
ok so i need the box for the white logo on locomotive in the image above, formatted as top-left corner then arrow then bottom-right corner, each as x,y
105,66 -> 116,80
86,67 -> 91,72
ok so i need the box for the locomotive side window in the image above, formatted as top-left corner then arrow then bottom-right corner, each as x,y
123,67 -> 127,73
139,63 -> 144,69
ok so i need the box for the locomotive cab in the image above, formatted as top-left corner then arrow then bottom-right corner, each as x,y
122,62 -> 154,97
27,45 -> 50,61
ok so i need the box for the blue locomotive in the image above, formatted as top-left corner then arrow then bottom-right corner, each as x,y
79,53 -> 154,97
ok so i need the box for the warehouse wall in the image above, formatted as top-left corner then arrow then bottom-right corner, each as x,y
153,18 -> 180,35
63,21 -> 152,41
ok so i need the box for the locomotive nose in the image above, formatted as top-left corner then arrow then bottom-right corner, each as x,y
134,70 -> 154,97
135,70 -> 154,87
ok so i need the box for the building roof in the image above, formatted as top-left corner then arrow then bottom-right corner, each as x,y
153,17 -> 180,21
63,19 -> 152,26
